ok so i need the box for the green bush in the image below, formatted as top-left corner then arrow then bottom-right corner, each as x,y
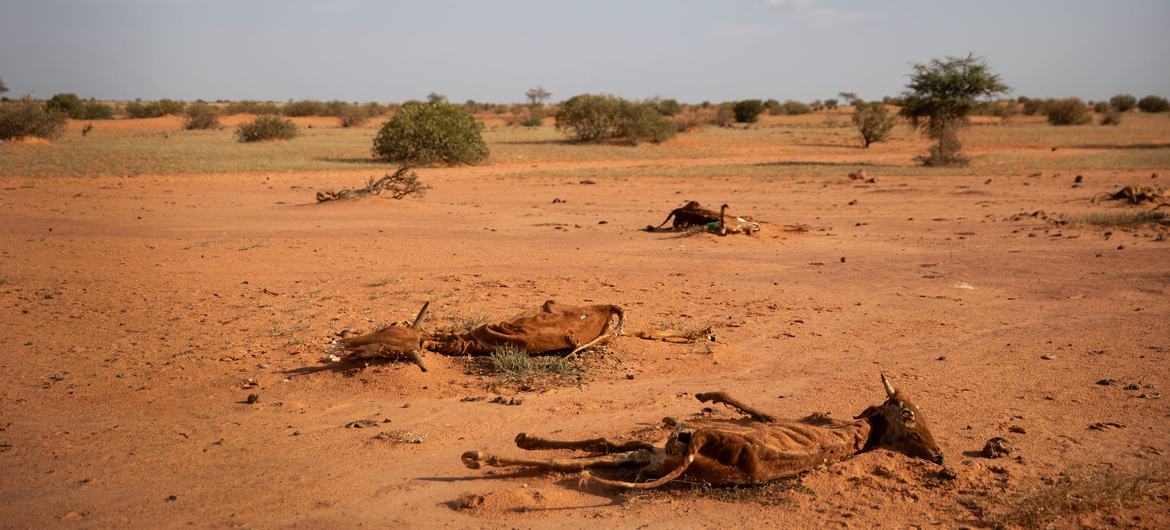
235,115 -> 298,142
615,101 -> 677,144
0,97 -> 67,140
282,100 -> 329,117
732,99 -> 764,123
125,99 -> 185,118
1092,101 -> 1110,113
372,102 -> 488,165
1109,94 -> 1136,112
83,101 -> 113,120
1044,98 -> 1092,125
851,102 -> 896,148
224,100 -> 281,115
554,94 -> 677,144
556,94 -> 623,142
46,93 -> 86,119
780,100 -> 812,115
652,98 -> 682,116
1137,95 -> 1169,113
183,102 -> 220,130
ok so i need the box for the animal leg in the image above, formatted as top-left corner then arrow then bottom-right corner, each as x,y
694,391 -> 776,423
462,449 -> 652,472
514,432 -> 655,453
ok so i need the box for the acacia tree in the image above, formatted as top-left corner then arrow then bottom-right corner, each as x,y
525,86 -> 551,106
0,78 -> 8,95
899,55 -> 1008,166
851,102 -> 895,148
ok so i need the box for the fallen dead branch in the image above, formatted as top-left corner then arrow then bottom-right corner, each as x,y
316,166 -> 431,202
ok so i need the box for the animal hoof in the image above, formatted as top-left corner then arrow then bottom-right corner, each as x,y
461,451 -> 485,469
514,433 -> 535,449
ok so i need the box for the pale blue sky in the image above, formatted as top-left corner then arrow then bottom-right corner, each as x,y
2,0 -> 1168,103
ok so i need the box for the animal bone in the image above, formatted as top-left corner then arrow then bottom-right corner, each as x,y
461,374 -> 944,489
1094,185 -> 1166,205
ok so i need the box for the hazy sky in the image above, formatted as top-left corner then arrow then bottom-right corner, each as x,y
2,0 -> 1168,103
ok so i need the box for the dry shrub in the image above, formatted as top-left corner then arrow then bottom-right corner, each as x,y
1045,98 -> 1092,126
1075,210 -> 1164,227
979,466 -> 1168,528
0,98 -> 66,140
235,115 -> 298,142
183,102 -> 220,130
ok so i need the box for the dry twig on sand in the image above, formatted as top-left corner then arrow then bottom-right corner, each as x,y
316,166 -> 431,202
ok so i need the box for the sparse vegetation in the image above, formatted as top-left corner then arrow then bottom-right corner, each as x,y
1044,97 -> 1092,126
224,100 -> 281,115
732,99 -> 764,123
973,466 -> 1168,528
1137,95 -> 1169,113
337,105 -> 373,128
0,97 -> 66,140
899,54 -> 1009,166
83,101 -> 114,120
1109,94 -> 1137,112
126,99 -> 186,118
235,115 -> 298,142
487,344 -> 578,386
851,101 -> 896,148
372,101 -> 488,165
1100,108 -> 1123,126
1076,210 -> 1165,227
183,102 -> 220,130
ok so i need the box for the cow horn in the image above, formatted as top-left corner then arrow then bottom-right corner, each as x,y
881,373 -> 896,398
411,301 -> 431,328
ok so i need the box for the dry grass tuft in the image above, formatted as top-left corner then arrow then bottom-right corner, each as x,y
978,466 -> 1168,528
1074,210 -> 1165,227
366,275 -> 401,288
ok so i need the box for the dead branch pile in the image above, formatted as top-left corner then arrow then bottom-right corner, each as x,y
316,167 -> 431,202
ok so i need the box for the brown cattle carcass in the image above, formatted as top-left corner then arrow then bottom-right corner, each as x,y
332,300 -> 624,372
461,374 -> 944,488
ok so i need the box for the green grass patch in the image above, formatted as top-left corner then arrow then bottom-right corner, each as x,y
487,344 -> 578,387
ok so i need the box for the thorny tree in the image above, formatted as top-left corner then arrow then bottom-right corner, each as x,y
899,55 -> 1008,166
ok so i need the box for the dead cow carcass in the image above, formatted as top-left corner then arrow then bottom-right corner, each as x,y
333,300 -> 624,371
646,201 -> 761,236
461,374 -> 944,488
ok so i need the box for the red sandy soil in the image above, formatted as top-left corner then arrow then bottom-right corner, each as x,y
1,161 -> 1168,528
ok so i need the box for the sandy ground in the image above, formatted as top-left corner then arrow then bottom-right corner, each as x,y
1,154 -> 1169,528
